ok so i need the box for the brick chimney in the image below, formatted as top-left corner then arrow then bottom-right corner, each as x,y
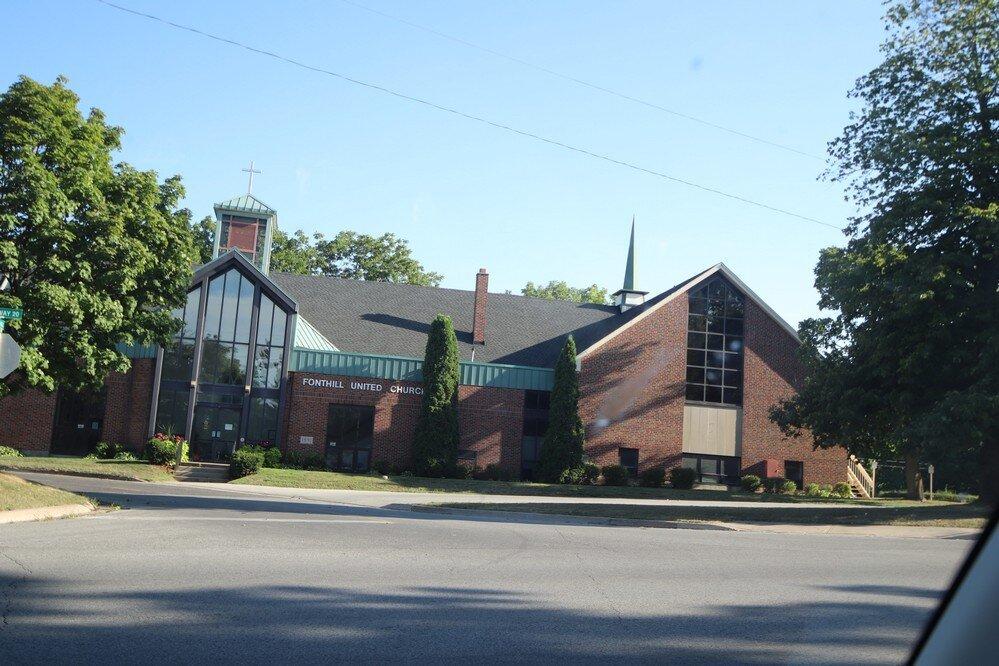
472,268 -> 488,345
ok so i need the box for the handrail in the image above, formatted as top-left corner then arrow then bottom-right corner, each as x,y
848,455 -> 875,498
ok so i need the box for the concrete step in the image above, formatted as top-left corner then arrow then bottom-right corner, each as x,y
174,463 -> 229,483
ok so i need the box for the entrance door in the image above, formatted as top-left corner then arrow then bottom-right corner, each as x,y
51,388 -> 105,456
324,405 -> 374,473
192,404 -> 241,461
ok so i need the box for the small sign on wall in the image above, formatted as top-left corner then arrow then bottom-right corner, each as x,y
300,435 -> 314,445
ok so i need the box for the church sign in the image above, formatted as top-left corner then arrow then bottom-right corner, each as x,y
300,376 -> 424,396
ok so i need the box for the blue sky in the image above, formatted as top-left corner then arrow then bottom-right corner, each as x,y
3,0 -> 886,325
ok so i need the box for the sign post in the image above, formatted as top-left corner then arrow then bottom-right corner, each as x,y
0,308 -> 23,379
927,464 -> 935,501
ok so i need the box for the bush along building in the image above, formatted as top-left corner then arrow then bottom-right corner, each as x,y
0,195 -> 847,486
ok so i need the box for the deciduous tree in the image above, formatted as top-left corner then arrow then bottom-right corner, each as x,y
0,76 -> 197,397
522,280 -> 608,304
770,0 -> 998,502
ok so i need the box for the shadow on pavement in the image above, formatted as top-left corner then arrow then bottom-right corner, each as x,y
0,576 -> 936,664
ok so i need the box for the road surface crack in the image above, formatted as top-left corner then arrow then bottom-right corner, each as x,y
1,550 -> 32,631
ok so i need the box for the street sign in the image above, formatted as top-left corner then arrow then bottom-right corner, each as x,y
0,333 -> 21,379
0,308 -> 22,320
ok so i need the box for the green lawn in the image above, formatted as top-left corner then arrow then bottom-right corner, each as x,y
433,501 -> 991,528
0,456 -> 176,483
0,472 -> 93,511
234,467 -> 906,505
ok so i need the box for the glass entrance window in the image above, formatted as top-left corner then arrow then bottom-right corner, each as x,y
199,268 -> 254,386
324,405 -> 375,473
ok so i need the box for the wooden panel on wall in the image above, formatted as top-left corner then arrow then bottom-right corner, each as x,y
682,404 -> 742,457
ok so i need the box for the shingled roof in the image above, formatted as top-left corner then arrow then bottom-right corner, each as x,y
271,272 -> 686,368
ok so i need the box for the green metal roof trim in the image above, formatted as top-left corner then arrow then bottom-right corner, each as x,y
294,316 -> 338,352
214,193 -> 276,216
116,342 -> 158,359
291,348 -> 553,390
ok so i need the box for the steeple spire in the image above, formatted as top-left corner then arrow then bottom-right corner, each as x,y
622,215 -> 636,291
611,216 -> 649,312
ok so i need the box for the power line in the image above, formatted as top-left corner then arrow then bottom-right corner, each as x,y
93,0 -> 840,230
336,0 -> 824,161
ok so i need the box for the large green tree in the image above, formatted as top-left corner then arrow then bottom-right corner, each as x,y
770,1 -> 998,502
522,280 -> 609,304
268,228 -> 442,285
536,336 -> 586,483
0,76 -> 197,397
412,314 -> 460,476
190,214 -> 215,264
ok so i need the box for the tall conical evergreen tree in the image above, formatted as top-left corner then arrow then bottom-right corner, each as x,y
536,336 -> 585,483
412,314 -> 460,476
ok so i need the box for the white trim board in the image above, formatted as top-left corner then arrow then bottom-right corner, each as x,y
577,263 -> 799,361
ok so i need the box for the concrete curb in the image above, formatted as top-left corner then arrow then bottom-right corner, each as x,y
407,504 -> 735,531
0,466 -> 172,483
0,503 -> 96,525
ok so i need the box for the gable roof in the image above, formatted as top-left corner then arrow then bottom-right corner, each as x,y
270,272 -> 685,367
577,263 -> 799,360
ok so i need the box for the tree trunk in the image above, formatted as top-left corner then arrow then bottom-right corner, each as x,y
980,438 -> 997,507
904,453 -> 924,501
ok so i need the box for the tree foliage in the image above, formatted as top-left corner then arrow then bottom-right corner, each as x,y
269,228 -> 442,285
536,336 -> 586,483
522,280 -> 609,304
769,1 -> 998,502
412,314 -> 460,476
0,76 -> 196,396
190,214 -> 215,264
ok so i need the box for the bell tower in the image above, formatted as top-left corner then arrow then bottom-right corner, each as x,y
212,163 -> 277,274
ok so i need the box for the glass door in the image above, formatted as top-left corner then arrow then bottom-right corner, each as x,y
192,404 -> 241,461
324,405 -> 374,473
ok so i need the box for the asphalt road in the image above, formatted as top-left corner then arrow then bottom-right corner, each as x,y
0,475 -> 974,664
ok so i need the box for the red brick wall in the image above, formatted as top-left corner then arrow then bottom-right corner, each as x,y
102,358 -> 155,452
579,287 -> 846,485
458,384 -> 524,473
579,295 -> 688,472
741,299 -> 845,485
0,388 -> 57,454
283,372 -> 526,473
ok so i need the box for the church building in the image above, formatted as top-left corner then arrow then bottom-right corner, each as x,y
0,193 -> 846,486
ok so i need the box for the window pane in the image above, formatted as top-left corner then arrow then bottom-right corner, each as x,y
706,316 -> 725,334
708,280 -> 725,299
162,339 -> 196,382
687,350 -> 705,366
688,298 -> 706,315
707,351 -> 725,368
705,386 -> 722,403
727,337 -> 743,353
270,307 -> 287,347
705,368 -> 722,386
234,276 -> 255,344
722,388 -> 741,405
725,318 -> 744,336
154,386 -> 189,436
707,299 -> 725,317
724,352 -> 743,369
687,332 -> 706,349
686,366 -> 705,383
182,288 -> 201,339
230,343 -> 249,385
202,274 -> 225,340
726,294 -> 745,317
723,370 -> 741,387
256,295 -> 275,345
681,455 -> 698,470
706,334 -> 724,350
218,270 -> 241,342
685,384 -> 704,401
688,315 -> 706,332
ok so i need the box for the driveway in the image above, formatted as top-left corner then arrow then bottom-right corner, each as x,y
0,474 -> 973,664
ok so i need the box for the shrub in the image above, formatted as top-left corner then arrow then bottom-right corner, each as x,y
412,315 -> 460,476
601,464 -> 630,486
0,445 -> 23,457
763,476 -> 795,494
262,447 -> 281,468
783,480 -> 797,494
280,451 -> 325,470
94,441 -> 123,459
535,337 -> 585,483
475,463 -> 516,482
113,451 -> 139,462
559,462 -> 600,485
832,482 -> 853,498
144,434 -> 188,465
670,467 -> 698,490
230,448 -> 264,479
804,482 -> 830,498
639,467 -> 667,488
932,488 -> 962,502
371,459 -> 392,475
740,475 -> 762,492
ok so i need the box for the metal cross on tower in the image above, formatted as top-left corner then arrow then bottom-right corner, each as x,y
241,161 -> 261,194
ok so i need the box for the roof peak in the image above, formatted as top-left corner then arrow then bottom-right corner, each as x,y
214,193 -> 276,216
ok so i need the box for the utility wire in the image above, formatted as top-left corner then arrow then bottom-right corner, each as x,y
337,0 -> 824,161
93,0 -> 840,230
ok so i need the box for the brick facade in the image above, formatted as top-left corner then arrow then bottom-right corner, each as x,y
102,358 -> 156,452
740,300 -> 844,485
0,387 -> 57,455
580,287 -> 846,485
457,384 -> 524,474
